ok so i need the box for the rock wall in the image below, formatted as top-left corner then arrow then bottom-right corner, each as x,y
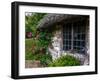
48,25 -> 63,60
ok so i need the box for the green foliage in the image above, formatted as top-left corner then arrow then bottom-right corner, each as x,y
25,39 -> 52,66
25,39 -> 34,60
25,13 -> 53,67
32,53 -> 52,66
25,52 -> 35,60
36,31 -> 53,48
48,55 -> 80,67
25,13 -> 46,33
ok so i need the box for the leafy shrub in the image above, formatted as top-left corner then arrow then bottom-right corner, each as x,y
33,53 -> 52,66
25,13 -> 46,34
25,35 -> 52,66
48,55 -> 80,67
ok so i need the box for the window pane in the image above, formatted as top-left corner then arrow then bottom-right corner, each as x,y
69,41 -> 71,45
80,41 -> 85,47
73,41 -> 77,46
77,41 -> 80,46
73,21 -> 86,54
65,46 -> 69,50
81,34 -> 85,40
69,46 -> 71,49
69,35 -> 71,39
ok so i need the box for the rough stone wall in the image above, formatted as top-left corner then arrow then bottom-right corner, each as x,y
48,25 -> 63,60
86,18 -> 89,55
84,18 -> 89,65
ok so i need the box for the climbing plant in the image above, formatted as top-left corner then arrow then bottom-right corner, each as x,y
25,13 -> 53,66
33,29 -> 53,54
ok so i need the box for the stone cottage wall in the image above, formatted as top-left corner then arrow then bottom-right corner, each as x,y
84,18 -> 89,65
86,18 -> 89,55
48,19 -> 89,65
48,25 -> 63,60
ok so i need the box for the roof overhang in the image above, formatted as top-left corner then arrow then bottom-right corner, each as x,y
37,13 -> 88,29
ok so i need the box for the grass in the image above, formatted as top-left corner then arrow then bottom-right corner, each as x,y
25,38 -> 34,60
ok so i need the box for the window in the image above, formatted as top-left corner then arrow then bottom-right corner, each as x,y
63,23 -> 72,50
63,21 -> 86,54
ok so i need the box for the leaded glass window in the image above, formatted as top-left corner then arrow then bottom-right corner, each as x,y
63,21 -> 86,54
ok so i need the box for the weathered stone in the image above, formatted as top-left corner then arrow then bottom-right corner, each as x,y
48,28 -> 62,60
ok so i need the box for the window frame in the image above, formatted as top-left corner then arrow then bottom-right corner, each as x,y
63,20 -> 86,54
